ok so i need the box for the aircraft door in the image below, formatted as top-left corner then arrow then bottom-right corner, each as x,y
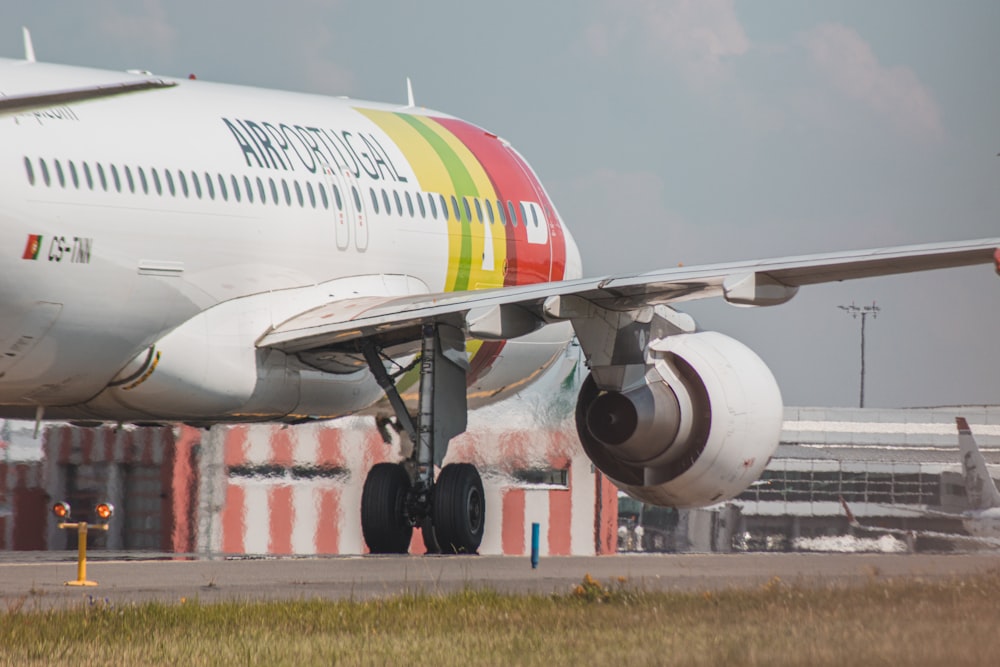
322,164 -> 350,251
342,168 -> 369,252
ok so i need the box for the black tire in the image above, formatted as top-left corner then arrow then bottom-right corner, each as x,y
432,463 -> 485,554
361,463 -> 413,554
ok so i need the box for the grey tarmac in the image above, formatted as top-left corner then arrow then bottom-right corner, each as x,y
0,552 -> 998,610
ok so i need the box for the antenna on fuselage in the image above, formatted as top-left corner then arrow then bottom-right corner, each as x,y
22,27 -> 36,63
405,77 -> 415,108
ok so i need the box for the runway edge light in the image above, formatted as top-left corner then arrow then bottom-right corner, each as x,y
51,501 -> 114,587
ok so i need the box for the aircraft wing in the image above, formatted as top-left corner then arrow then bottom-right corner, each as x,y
840,497 -> 1000,548
0,78 -> 177,117
259,237 -> 1000,354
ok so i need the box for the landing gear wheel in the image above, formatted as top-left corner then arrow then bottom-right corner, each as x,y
432,463 -> 485,554
361,463 -> 413,554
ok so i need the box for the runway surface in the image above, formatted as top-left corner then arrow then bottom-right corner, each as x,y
1,552 -> 997,610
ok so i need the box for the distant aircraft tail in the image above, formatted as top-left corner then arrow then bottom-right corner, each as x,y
838,495 -> 860,528
957,417 -> 1000,511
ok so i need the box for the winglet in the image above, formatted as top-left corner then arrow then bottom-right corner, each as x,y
405,77 -> 415,108
22,27 -> 36,63
956,416 -> 1000,511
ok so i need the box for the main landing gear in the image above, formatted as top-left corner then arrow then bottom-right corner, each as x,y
359,323 -> 485,555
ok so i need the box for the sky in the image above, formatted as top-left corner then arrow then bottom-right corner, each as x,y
2,1 -> 998,409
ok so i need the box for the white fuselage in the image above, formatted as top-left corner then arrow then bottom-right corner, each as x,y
0,58 -> 582,423
963,507 -> 1000,540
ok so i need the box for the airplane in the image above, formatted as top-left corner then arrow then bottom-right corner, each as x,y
839,417 -> 1000,548
1,29 -> 998,555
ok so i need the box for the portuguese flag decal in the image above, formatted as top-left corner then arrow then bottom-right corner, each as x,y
22,234 -> 42,260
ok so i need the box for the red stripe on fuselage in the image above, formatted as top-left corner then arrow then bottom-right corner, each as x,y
432,118 -> 567,286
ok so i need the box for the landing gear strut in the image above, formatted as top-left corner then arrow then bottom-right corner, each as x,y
359,323 -> 484,555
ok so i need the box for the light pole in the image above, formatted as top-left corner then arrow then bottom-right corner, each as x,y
838,302 -> 880,408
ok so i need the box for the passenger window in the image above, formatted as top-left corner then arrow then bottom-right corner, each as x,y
138,167 -> 147,194
351,186 -> 361,211
485,199 -> 495,225
333,184 -> 342,210
405,192 -> 414,217
55,160 -> 66,188
474,198 -> 483,223
439,194 -> 448,220
281,179 -> 291,206
451,195 -> 461,221
508,201 -> 517,227
110,164 -> 121,192
191,171 -> 202,198
83,163 -> 94,190
417,192 -> 426,218
294,181 -> 303,207
531,204 -> 540,227
151,168 -> 161,195
496,200 -> 506,226
97,164 -> 108,191
256,177 -> 266,204
69,161 -> 80,189
124,166 -> 134,193
319,183 -> 329,209
463,197 -> 472,222
231,175 -> 241,202
24,157 -> 35,185
39,159 -> 50,186
205,172 -> 215,199
393,190 -> 403,216
520,202 -> 529,228
369,188 -> 380,214
218,174 -> 228,201
165,170 -> 175,196
306,182 -> 315,208
244,176 -> 253,203
428,192 -> 437,218
382,189 -> 392,215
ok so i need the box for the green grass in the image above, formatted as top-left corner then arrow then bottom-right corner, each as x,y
2,572 -> 998,666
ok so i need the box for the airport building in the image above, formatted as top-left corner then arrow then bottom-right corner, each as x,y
617,406 -> 1000,553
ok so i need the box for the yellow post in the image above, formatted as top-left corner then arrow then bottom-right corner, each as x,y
59,521 -> 107,586
53,501 -> 112,587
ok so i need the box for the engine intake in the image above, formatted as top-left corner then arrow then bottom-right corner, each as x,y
576,331 -> 782,508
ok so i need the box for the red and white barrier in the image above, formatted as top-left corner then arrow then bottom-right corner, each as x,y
213,418 -> 617,556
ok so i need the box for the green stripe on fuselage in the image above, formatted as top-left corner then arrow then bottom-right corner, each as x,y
397,114 -> 475,292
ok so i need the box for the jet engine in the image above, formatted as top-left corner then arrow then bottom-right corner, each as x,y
575,331 -> 783,508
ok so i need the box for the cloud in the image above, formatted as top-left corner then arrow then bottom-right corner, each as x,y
802,23 -> 943,140
96,0 -> 176,57
585,0 -> 749,80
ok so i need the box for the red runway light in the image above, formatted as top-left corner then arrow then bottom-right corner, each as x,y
95,503 -> 114,521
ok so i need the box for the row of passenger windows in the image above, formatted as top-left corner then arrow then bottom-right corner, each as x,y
23,156 -> 543,229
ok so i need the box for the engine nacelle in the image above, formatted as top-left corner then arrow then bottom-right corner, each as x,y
576,331 -> 782,508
